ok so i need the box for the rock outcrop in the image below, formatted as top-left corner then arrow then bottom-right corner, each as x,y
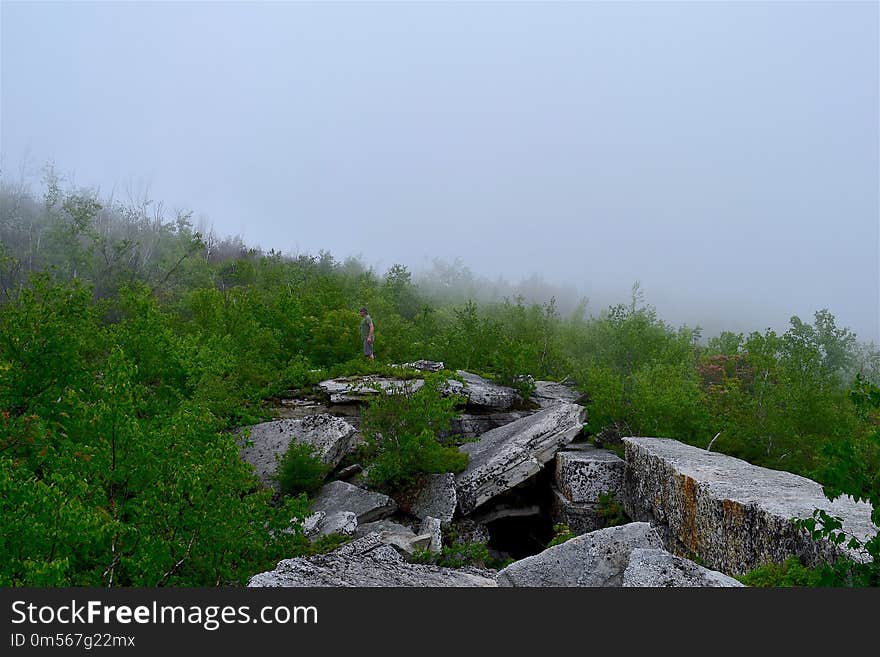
239,414 -> 358,487
622,548 -> 744,587
495,522 -> 664,586
248,534 -> 497,587
622,437 -> 878,574
456,402 -> 587,515
310,481 -> 398,524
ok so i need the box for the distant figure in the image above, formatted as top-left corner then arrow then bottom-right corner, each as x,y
359,307 -> 375,360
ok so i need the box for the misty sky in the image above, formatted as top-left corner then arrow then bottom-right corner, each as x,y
2,1 -> 878,341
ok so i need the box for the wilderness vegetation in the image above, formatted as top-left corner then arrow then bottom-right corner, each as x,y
1,172 -> 878,586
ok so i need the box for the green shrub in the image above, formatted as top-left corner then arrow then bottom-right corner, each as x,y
737,556 -> 831,587
274,442 -> 327,496
360,374 -> 468,491
547,523 -> 575,547
597,492 -> 629,527
412,541 -> 512,570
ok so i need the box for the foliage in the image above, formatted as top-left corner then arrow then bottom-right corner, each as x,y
2,177 -> 879,587
411,541 -> 512,570
597,492 -> 629,527
274,442 -> 327,497
359,374 -> 468,491
547,523 -> 576,547
737,556 -> 832,587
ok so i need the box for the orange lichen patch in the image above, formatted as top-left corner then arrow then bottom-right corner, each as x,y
722,498 -> 745,526
678,474 -> 701,553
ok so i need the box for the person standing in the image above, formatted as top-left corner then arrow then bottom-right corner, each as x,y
359,307 -> 374,360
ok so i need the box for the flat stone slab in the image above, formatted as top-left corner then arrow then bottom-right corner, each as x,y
623,548 -> 745,587
310,481 -> 398,524
622,437 -> 879,574
318,376 -> 425,403
456,402 -> 587,515
390,360 -> 445,372
239,414 -> 358,487
556,447 -> 624,503
496,522 -> 663,587
532,381 -> 583,408
317,369 -> 517,410
248,534 -> 498,587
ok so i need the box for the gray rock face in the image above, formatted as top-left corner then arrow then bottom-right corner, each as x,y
532,381 -> 583,408
556,447 -> 624,503
550,487 -> 605,535
496,522 -> 664,587
318,376 -> 425,404
303,511 -> 358,539
622,548 -> 745,587
406,473 -> 458,525
450,519 -> 491,545
239,415 -> 358,487
445,371 -> 520,410
456,402 -> 587,515
420,516 -> 443,554
248,534 -> 498,587
622,437 -> 878,574
311,481 -> 398,524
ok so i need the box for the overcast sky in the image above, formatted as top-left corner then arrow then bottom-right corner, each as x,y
2,1 -> 878,340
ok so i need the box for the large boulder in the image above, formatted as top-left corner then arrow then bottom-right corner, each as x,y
248,534 -> 497,587
495,522 -> 663,587
456,402 -> 587,515
622,548 -> 744,587
239,415 -> 358,487
310,481 -> 398,524
622,437 -> 878,574
532,381 -> 583,408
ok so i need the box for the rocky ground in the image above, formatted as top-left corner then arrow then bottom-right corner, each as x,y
239,361 -> 877,587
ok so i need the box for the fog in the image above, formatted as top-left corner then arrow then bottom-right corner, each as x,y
2,1 -> 877,340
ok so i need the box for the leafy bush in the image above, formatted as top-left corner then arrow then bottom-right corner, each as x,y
360,374 -> 468,491
274,442 -> 327,496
